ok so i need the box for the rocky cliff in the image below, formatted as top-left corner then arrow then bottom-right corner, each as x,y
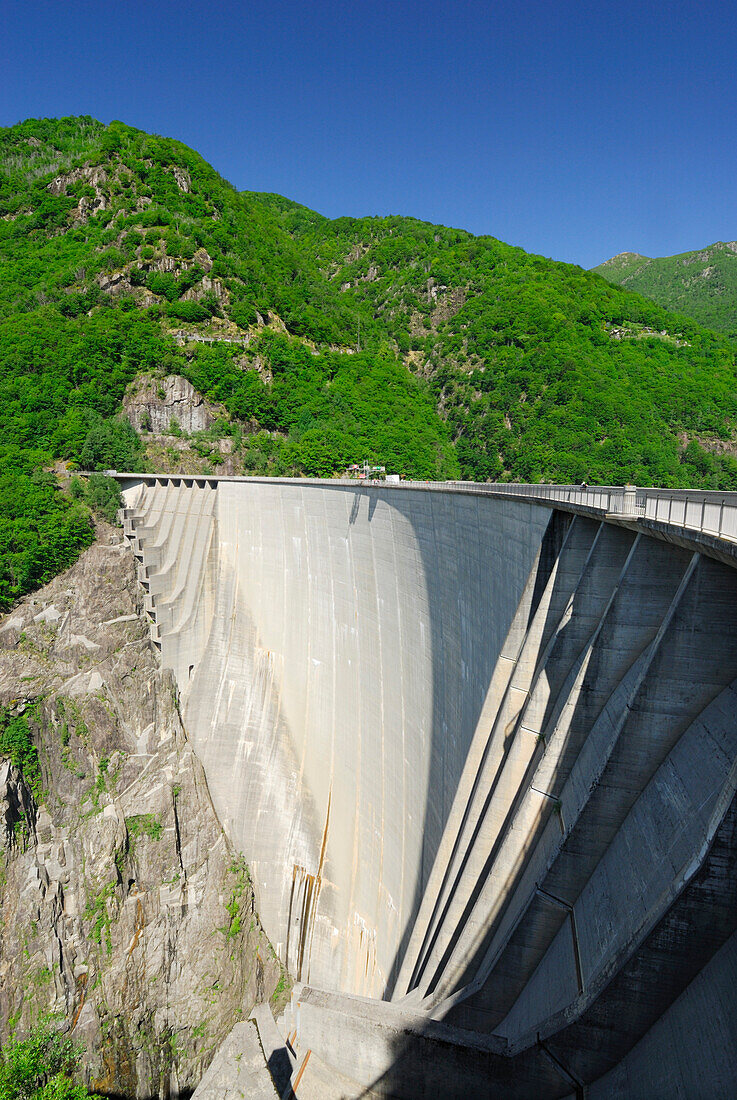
124,374 -> 224,436
123,374 -> 246,477
0,527 -> 282,1098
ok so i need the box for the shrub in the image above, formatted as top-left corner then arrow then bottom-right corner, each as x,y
78,419 -> 142,472
81,474 -> 122,524
147,273 -> 178,301
0,712 -> 42,801
166,300 -> 209,323
0,1023 -> 92,1099
125,813 -> 163,841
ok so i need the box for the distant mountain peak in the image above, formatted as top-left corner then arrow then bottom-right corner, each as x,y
601,251 -> 650,265
592,241 -> 737,335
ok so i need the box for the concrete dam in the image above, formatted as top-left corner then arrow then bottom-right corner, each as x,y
118,476 -> 737,1098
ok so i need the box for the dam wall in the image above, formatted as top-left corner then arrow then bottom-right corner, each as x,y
121,478 -> 552,996
119,476 -> 737,1096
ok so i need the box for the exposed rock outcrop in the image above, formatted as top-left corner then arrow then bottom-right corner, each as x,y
180,276 -> 229,306
0,532 -> 281,1098
48,166 -> 108,220
124,374 -> 225,435
171,167 -> 191,194
429,284 -> 467,325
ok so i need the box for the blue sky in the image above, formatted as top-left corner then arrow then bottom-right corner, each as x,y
1,0 -> 735,267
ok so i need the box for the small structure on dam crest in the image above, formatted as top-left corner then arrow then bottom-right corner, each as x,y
117,474 -> 737,1098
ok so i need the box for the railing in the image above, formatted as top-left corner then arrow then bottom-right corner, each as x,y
111,472 -> 737,552
450,482 -> 737,542
405,481 -> 645,517
408,481 -> 737,544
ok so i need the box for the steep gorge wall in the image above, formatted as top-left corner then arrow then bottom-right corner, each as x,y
0,531 -> 282,1098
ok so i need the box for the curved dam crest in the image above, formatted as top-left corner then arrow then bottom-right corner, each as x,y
120,476 -> 737,1097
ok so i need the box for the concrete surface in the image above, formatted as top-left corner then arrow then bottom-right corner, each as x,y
122,479 -> 550,998
251,1002 -> 295,1095
119,477 -> 737,1097
191,1020 -> 278,1099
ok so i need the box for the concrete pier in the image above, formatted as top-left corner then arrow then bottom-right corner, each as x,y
119,476 -> 737,1097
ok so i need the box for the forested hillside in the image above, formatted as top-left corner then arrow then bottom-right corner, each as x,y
594,242 -> 737,337
0,116 -> 456,606
271,205 -> 737,485
2,115 -> 737,606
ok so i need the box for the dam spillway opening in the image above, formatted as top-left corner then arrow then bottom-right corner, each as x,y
119,476 -> 737,1098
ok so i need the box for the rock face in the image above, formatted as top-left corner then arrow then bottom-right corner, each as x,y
0,532 -> 281,1098
180,276 -> 229,306
124,374 -> 224,435
47,166 -> 108,220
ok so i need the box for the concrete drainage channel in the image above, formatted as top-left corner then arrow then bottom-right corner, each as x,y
116,476 -> 737,1099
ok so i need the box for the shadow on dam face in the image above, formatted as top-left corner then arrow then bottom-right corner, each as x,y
122,480 -> 737,1096
289,522 -> 737,1097
383,505 -> 572,998
123,480 -> 555,994
347,803 -> 737,1099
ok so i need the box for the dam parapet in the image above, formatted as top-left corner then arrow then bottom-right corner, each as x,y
116,472 -> 737,551
117,477 -> 737,1098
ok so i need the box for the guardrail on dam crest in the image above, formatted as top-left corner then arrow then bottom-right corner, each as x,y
115,475 -> 737,1099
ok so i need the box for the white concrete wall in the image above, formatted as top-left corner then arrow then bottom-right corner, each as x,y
121,479 -> 737,1094
123,481 -> 550,996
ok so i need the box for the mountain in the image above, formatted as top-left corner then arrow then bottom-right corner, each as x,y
592,251 -> 652,281
2,116 -> 737,606
593,242 -> 737,337
273,209 -> 737,484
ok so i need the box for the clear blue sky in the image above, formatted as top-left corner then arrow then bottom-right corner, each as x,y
1,0 -> 735,268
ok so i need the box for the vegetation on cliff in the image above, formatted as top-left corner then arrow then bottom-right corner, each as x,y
0,709 -> 42,801
1,115 -> 737,604
593,243 -> 737,337
0,1022 -> 91,1099
0,542 -> 284,1095
0,464 -> 94,612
